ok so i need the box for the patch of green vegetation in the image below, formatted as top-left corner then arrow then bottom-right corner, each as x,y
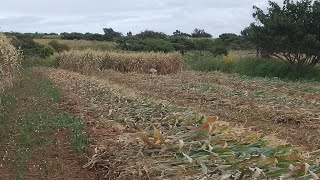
55,113 -> 88,152
0,74 -> 88,179
23,56 -> 59,68
183,82 -> 218,93
163,104 -> 187,113
34,78 -> 61,102
298,86 -> 320,93
12,148 -> 28,180
0,93 -> 17,126
186,56 -> 320,82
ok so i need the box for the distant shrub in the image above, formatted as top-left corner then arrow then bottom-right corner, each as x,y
9,35 -> 55,59
143,39 -> 175,53
48,40 -> 70,53
40,45 -> 55,58
10,35 -> 43,57
211,46 -> 228,57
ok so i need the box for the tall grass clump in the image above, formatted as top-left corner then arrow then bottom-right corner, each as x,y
0,33 -> 21,92
186,54 -> 320,81
54,50 -> 182,75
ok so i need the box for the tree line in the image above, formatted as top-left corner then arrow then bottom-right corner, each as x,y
5,28 -> 252,57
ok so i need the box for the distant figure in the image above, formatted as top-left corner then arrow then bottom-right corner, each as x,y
149,68 -> 157,78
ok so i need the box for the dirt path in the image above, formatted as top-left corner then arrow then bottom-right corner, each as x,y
93,70 -> 320,150
0,70 -> 97,180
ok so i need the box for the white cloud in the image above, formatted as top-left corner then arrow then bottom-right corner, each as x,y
0,0 -> 283,37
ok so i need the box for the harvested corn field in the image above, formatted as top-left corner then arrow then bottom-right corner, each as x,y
54,50 -> 182,75
31,67 -> 320,179
96,70 -> 320,151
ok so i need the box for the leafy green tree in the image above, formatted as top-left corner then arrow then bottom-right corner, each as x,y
242,0 -> 320,72
61,32 -> 84,40
218,33 -> 252,50
143,38 -> 175,53
191,28 -> 212,38
169,36 -> 195,54
136,30 -> 167,39
127,31 -> 133,36
103,28 -> 123,41
173,30 -> 191,37
193,39 -> 214,52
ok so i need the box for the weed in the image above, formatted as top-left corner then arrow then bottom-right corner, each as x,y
12,149 -> 27,180
34,78 -> 61,102
54,113 -> 88,152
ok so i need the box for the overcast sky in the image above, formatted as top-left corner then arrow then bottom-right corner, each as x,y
0,0 -> 282,37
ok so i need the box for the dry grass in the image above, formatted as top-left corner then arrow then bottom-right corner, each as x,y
54,50 -> 182,75
0,33 -> 21,93
34,39 -> 117,51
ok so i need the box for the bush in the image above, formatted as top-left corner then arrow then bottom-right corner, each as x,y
9,35 -> 56,59
10,35 -> 43,57
40,45 -> 55,58
143,39 -> 175,53
48,40 -> 70,53
210,46 -> 229,57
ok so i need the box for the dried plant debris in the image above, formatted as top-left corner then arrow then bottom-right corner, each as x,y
96,70 -> 320,150
0,33 -> 21,93
35,68 -> 320,179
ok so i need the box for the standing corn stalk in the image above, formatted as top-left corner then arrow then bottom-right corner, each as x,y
54,50 -> 182,75
0,33 -> 21,94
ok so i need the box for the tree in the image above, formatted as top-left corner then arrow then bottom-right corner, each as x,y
194,39 -> 215,52
127,31 -> 133,36
136,30 -> 167,39
169,36 -> 195,54
103,28 -> 123,41
143,39 -> 175,53
173,30 -> 191,37
173,30 -> 181,36
191,28 -> 212,38
242,0 -> 320,72
218,33 -> 252,50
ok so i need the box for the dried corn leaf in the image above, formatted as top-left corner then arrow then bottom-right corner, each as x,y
153,126 -> 165,144
137,131 -> 152,145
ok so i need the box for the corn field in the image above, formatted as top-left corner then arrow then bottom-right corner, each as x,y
0,33 -> 21,93
54,50 -> 182,75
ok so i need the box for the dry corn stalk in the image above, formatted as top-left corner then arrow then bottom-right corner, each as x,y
0,33 -> 21,93
54,50 -> 182,75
